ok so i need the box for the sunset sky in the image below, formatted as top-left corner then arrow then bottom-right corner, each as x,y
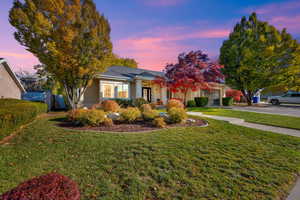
1,0 -> 300,72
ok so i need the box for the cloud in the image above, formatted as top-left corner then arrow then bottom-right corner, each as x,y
141,0 -> 186,7
0,51 -> 39,72
0,51 -> 33,59
114,26 -> 229,71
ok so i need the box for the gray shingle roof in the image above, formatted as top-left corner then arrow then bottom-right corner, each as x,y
98,66 -> 164,80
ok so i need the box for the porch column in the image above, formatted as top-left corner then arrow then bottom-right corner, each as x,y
161,87 -> 167,105
219,88 -> 223,106
135,79 -> 142,98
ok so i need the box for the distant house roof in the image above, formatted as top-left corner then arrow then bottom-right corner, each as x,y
97,66 -> 164,81
0,58 -> 26,92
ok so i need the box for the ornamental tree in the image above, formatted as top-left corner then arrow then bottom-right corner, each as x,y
220,12 -> 300,105
154,50 -> 224,104
9,0 -> 112,109
226,89 -> 243,102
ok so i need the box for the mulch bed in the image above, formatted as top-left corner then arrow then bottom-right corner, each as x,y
57,119 -> 207,133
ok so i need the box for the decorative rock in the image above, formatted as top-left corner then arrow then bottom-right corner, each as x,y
107,112 -> 120,120
187,118 -> 196,123
83,107 -> 88,110
159,112 -> 169,119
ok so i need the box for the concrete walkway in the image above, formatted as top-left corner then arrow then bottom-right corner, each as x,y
187,111 -> 300,138
187,111 -> 300,200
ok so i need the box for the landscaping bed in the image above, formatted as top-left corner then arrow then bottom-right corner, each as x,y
58,118 -> 207,132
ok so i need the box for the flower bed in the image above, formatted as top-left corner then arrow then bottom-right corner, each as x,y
62,100 -> 207,133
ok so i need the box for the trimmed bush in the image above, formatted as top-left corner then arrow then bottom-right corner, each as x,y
101,100 -> 120,112
68,109 -> 106,126
153,117 -> 166,128
140,104 -> 152,112
223,97 -> 234,106
0,99 -> 47,140
142,110 -> 159,121
120,107 -> 141,122
166,99 -> 184,111
114,98 -> 133,108
167,107 -> 187,124
194,97 -> 208,107
150,102 -> 157,109
133,98 -> 148,107
103,118 -> 114,127
187,100 -> 196,107
0,172 -> 80,200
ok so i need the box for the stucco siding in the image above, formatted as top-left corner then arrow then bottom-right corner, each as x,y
0,63 -> 22,99
82,79 -> 100,107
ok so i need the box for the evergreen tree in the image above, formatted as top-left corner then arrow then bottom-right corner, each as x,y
220,13 -> 300,105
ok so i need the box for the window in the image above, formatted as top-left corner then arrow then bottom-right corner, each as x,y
291,93 -> 300,97
100,81 -> 129,99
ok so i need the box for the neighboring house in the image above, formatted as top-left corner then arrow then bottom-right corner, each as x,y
80,66 -> 226,107
0,58 -> 26,99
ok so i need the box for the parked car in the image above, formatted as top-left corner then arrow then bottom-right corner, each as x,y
267,92 -> 300,105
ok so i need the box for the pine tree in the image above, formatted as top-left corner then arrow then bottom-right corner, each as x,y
220,13 -> 300,105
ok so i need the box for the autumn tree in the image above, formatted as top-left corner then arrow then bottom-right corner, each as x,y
111,54 -> 138,68
220,12 -> 300,105
155,50 -> 224,104
9,0 -> 112,109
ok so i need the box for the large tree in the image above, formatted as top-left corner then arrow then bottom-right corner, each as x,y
110,54 -> 138,68
220,12 -> 300,105
155,50 -> 223,104
9,0 -> 112,109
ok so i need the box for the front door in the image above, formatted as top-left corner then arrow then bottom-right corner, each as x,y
142,87 -> 151,102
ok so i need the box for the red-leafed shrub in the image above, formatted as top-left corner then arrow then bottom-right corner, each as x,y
226,89 -> 243,102
0,173 -> 80,200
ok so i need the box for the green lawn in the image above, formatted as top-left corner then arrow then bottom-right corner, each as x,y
1,114 -> 300,199
188,107 -> 300,130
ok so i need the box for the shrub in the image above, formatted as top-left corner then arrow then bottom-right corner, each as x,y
68,109 -> 106,126
133,98 -> 148,107
0,99 -> 47,140
226,89 -> 243,102
0,172 -> 80,200
150,102 -> 157,109
140,104 -> 152,112
187,100 -> 196,107
223,97 -> 234,106
91,103 -> 102,109
194,97 -> 209,107
101,100 -> 120,112
103,118 -> 114,127
166,99 -> 184,111
114,98 -> 133,108
142,110 -> 159,121
167,107 -> 187,124
120,107 -> 141,122
153,117 -> 166,128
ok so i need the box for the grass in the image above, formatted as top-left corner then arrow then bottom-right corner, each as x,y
188,107 -> 300,130
1,114 -> 300,199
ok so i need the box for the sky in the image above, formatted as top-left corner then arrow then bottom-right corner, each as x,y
1,0 -> 300,72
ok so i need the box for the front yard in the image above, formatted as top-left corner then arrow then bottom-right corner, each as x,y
1,114 -> 300,199
188,107 -> 300,130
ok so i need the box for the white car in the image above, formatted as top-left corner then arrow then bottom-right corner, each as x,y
268,93 -> 300,105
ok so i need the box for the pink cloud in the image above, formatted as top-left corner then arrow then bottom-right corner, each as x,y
114,27 -> 229,71
141,0 -> 186,7
0,51 -> 39,72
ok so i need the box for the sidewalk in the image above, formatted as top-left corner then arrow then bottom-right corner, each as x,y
187,111 -> 300,138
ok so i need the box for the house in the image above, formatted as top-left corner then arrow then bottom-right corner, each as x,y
81,66 -> 225,107
0,58 -> 26,99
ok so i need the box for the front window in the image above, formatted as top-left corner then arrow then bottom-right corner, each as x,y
100,81 -> 129,99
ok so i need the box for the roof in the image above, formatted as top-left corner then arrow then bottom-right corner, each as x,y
97,66 -> 164,81
0,58 -> 26,92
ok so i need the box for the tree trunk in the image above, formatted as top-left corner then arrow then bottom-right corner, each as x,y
242,90 -> 253,106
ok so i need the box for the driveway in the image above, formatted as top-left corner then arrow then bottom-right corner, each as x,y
231,104 -> 300,117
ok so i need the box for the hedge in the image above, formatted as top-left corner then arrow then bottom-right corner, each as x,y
222,97 -> 234,106
194,97 -> 209,107
0,99 -> 48,140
